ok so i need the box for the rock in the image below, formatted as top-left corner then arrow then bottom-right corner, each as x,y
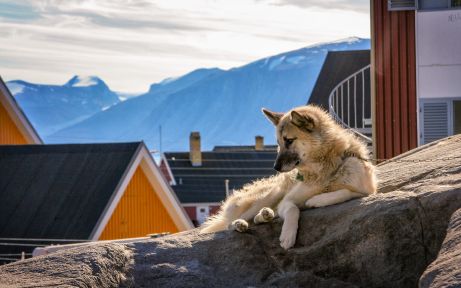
1,135 -> 461,287
419,208 -> 461,288
0,243 -> 132,287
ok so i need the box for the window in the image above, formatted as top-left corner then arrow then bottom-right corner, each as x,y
453,101 -> 461,135
419,0 -> 448,10
388,0 -> 417,11
421,101 -> 449,144
418,0 -> 461,10
421,99 -> 461,144
196,206 -> 210,225
391,0 -> 461,11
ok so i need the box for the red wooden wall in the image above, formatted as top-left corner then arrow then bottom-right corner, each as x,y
372,0 -> 418,160
159,159 -> 173,184
184,205 -> 221,227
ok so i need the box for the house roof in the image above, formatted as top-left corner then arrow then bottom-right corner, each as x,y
0,142 -> 142,240
0,141 -> 194,242
308,50 -> 370,110
212,145 -> 278,152
0,76 -> 42,144
164,148 -> 278,204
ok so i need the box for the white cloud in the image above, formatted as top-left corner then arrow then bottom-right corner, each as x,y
269,0 -> 369,13
0,0 -> 370,92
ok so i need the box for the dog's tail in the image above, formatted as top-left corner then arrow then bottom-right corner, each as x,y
199,212 -> 229,234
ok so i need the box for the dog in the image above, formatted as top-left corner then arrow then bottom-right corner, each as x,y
200,105 -> 377,249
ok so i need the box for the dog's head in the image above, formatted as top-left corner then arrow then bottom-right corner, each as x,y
262,106 -> 323,172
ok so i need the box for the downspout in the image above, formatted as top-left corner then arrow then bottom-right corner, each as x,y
370,0 -> 377,164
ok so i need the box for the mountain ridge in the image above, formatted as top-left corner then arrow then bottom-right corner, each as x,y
8,37 -> 371,151
7,75 -> 120,136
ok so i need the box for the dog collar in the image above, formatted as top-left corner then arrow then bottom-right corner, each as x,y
343,150 -> 369,162
295,172 -> 304,182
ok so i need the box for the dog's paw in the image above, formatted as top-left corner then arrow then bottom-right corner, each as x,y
279,229 -> 297,250
254,207 -> 275,224
231,219 -> 249,233
261,207 -> 275,221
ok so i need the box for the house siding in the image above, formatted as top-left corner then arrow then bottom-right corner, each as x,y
210,205 -> 220,215
99,166 -> 179,240
0,100 -> 27,144
184,206 -> 197,222
372,0 -> 418,160
183,205 -> 221,227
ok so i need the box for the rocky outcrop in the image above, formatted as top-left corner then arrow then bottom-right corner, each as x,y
420,208 -> 461,288
1,135 -> 461,287
0,243 -> 132,287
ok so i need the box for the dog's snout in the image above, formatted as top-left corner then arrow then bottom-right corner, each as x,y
273,162 -> 283,172
273,152 -> 300,172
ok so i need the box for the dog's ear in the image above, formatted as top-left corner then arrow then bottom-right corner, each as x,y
290,110 -> 315,132
262,108 -> 283,126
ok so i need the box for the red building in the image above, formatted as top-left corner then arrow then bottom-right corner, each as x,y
371,0 -> 461,159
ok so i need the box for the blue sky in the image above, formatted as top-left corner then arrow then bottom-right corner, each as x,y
0,0 -> 370,92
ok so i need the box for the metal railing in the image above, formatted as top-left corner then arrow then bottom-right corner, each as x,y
0,237 -> 89,265
328,64 -> 372,144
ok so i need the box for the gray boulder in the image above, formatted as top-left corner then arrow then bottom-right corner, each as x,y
420,208 -> 461,288
0,243 -> 132,287
1,135 -> 461,287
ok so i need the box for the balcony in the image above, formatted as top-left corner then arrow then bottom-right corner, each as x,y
328,64 -> 372,145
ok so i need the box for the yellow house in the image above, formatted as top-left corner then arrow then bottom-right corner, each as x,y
0,76 -> 42,144
95,142 -> 194,240
0,142 -> 193,247
0,78 -> 192,263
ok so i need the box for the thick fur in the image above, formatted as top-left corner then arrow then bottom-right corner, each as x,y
200,105 -> 377,249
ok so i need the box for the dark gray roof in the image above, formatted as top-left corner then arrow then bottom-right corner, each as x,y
212,145 -> 277,152
164,150 -> 277,203
308,50 -> 370,110
0,142 -> 141,240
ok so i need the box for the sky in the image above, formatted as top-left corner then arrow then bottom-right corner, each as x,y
0,0 -> 370,93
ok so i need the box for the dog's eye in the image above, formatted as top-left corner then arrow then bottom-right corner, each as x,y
284,137 -> 296,146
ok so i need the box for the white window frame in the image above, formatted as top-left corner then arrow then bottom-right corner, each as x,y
419,98 -> 461,144
417,0 -> 461,11
388,0 -> 418,11
196,205 -> 210,225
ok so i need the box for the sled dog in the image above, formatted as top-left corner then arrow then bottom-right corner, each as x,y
200,105 -> 377,249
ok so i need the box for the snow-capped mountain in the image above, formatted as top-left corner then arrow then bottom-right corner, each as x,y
7,76 -> 120,136
12,37 -> 370,151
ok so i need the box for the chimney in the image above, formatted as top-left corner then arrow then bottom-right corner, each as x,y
255,135 -> 264,151
189,132 -> 202,166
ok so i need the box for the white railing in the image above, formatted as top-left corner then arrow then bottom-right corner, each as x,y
328,64 -> 372,144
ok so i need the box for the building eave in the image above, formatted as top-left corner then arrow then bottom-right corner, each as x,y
90,142 -> 193,240
0,76 -> 42,144
160,152 -> 177,186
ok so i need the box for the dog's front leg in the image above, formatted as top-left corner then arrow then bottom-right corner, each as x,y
305,189 -> 364,208
278,201 -> 299,249
277,182 -> 320,249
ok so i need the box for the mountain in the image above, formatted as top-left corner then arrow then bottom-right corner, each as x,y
26,37 -> 370,151
7,76 -> 120,136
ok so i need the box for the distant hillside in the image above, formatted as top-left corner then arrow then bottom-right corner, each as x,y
11,38 -> 370,151
7,76 -> 120,136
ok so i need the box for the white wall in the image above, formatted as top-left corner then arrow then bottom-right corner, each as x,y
417,10 -> 461,99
